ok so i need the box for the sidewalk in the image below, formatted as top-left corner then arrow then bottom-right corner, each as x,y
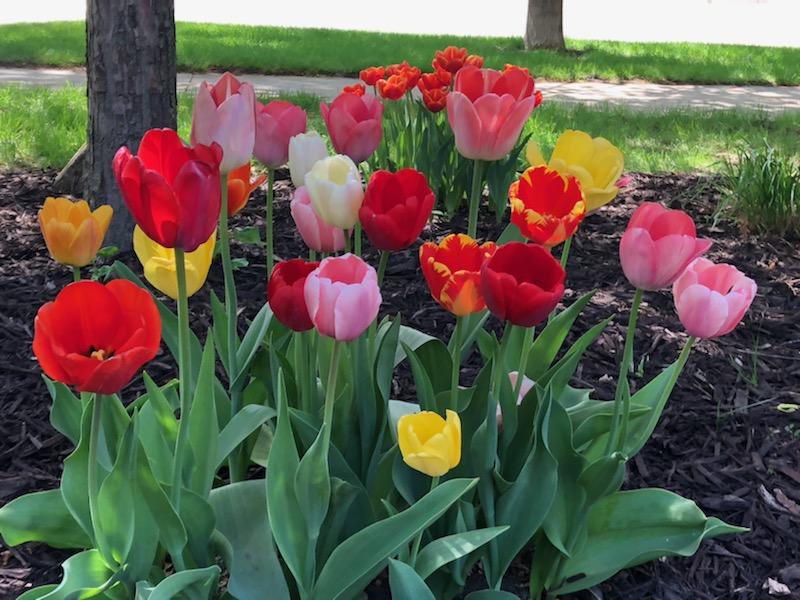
2,67 -> 800,112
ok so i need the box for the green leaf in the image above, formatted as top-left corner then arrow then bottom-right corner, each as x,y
553,488 -> 747,595
400,342 -> 438,412
394,326 -> 437,367
234,226 -> 263,245
375,317 -> 401,402
0,489 -> 89,549
215,405 -> 275,469
187,337 -> 220,499
233,303 -> 273,390
312,478 -> 478,600
415,527 -> 509,580
37,549 -> 116,599
465,591 -> 520,600
294,424 -> 332,545
44,376 -> 82,445
210,290 -> 231,378
209,480 -> 290,600
60,396 -> 95,539
388,559 -> 435,600
18,586 -> 57,600
135,565 -> 219,600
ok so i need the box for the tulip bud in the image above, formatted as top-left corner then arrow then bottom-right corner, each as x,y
397,410 -> 461,477
288,131 -> 328,189
38,197 -> 112,267
305,155 -> 364,230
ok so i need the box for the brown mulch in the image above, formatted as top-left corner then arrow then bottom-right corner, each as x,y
0,168 -> 798,600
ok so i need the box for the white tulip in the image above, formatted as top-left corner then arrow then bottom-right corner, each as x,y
304,155 -> 364,230
288,131 -> 328,189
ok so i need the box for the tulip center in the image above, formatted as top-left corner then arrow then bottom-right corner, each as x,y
89,348 -> 112,361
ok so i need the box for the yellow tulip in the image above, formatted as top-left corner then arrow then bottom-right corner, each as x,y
38,197 -> 112,267
133,226 -> 215,300
526,130 -> 624,212
397,410 -> 461,477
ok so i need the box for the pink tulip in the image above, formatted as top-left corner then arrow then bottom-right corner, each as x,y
497,371 -> 535,426
320,92 -> 383,164
446,65 -> 539,161
191,72 -> 256,174
672,258 -> 756,339
254,100 -> 308,169
619,202 -> 712,290
290,187 -> 346,253
304,254 -> 382,341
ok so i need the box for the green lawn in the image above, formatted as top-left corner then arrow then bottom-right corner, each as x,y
1,85 -> 798,174
1,21 -> 799,85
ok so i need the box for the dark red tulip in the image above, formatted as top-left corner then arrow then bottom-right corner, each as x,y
268,259 -> 320,331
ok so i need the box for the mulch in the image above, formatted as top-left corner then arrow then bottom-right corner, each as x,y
0,167 -> 798,600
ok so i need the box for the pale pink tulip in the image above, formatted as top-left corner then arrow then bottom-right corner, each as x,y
254,100 -> 307,169
446,65 -> 538,161
320,92 -> 383,164
290,187 -> 345,253
304,254 -> 382,341
672,258 -> 756,339
191,72 -> 256,174
619,202 -> 712,290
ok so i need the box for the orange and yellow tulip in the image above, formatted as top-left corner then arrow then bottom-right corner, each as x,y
38,197 -> 112,267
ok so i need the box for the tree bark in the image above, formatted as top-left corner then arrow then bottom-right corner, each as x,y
524,0 -> 566,51
85,0 -> 177,251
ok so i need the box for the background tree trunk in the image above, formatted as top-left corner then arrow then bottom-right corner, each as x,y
85,0 -> 177,251
524,0 -> 566,51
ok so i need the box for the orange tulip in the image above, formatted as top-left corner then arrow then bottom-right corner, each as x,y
343,83 -> 366,96
227,163 -> 266,216
38,197 -> 112,267
360,66 -> 386,86
421,87 -> 448,113
465,54 -> 484,68
420,234 -> 496,316
509,166 -> 586,247
386,61 -> 421,90
433,46 -> 468,74
377,75 -> 408,100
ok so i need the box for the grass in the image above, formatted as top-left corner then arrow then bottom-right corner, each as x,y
1,21 -> 800,86
716,144 -> 800,237
2,85 -> 799,174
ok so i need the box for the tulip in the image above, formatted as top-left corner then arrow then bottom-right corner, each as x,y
321,92 -> 383,164
672,258 -> 756,339
38,197 -> 112,268
288,131 -> 329,189
377,75 -> 408,101
465,54 -> 484,68
253,100 -> 308,169
268,259 -> 320,332
480,242 -> 565,327
397,409 -> 461,477
113,128 -> 222,252
526,130 -> 625,211
509,166 -> 586,247
360,66 -> 386,87
419,71 -> 450,92
290,187 -> 346,253
359,169 -> 435,251
421,87 -> 448,113
33,280 -> 161,394
433,46 -> 468,74
343,83 -> 366,97
190,72 -> 256,174
305,155 -> 364,230
227,163 -> 266,217
133,226 -> 215,300
386,61 -> 421,89
304,254 -> 382,341
620,202 -> 712,291
420,234 -> 497,317
447,65 -> 539,162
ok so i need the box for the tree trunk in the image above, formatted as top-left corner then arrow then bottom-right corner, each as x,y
85,0 -> 177,251
524,0 -> 566,51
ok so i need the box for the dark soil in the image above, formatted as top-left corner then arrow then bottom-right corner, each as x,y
0,168 -> 798,600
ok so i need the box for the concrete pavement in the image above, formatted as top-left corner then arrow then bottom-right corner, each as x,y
1,67 -> 799,112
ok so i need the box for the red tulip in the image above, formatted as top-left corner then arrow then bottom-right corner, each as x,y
480,242 -> 565,327
254,100 -> 307,169
377,75 -> 409,100
343,83 -> 366,97
465,54 -> 485,68
321,92 -> 384,164
360,66 -> 386,87
433,46 -> 468,74
386,61 -> 421,89
268,259 -> 320,332
447,65 -> 539,161
113,128 -> 222,252
33,280 -> 161,394
359,169 -> 435,251
418,72 -> 448,92
421,87 -> 449,113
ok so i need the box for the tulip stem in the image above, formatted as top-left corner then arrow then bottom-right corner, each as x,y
467,159 -> 485,239
376,251 -> 390,286
321,341 -> 343,453
512,326 -> 535,402
559,236 -> 573,270
171,247 -> 192,514
606,287 -> 644,456
266,168 -> 275,276
449,317 -> 463,411
309,249 -> 317,262
409,476 -> 439,566
71,266 -> 81,283
354,221 -> 362,257
344,231 -> 352,254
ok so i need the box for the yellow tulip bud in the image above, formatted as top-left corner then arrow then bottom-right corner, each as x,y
397,409 -> 461,477
526,130 -> 624,212
38,197 -> 112,267
133,226 -> 215,300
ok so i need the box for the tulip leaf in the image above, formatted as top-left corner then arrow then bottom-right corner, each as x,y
415,526 -> 510,580
233,302 -> 273,390
34,549 -> 118,600
187,336 -> 220,499
375,317 -> 401,403
388,559 -> 435,600
209,480 -> 290,600
400,342 -> 439,413
44,376 -> 82,446
134,565 -> 220,600
394,326 -> 437,367
294,423 -> 332,549
465,591 -> 520,600
312,478 -> 478,600
552,489 -> 747,595
215,404 -> 276,469
0,489 -> 90,549
388,400 -> 420,445
60,395 -> 97,540
210,289 -> 231,378
17,585 -> 57,600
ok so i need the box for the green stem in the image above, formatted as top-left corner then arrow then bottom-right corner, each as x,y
606,287 -> 644,455
344,231 -> 352,254
409,476 -> 439,566
467,159 -> 485,239
266,168 -> 275,276
354,221 -> 362,257
87,395 -> 103,549
449,317 -> 463,411
170,247 -> 192,511
309,249 -> 317,262
512,326 -> 535,401
559,235 -> 573,270
321,342 -> 343,452
376,250 -> 389,286
72,266 -> 81,283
